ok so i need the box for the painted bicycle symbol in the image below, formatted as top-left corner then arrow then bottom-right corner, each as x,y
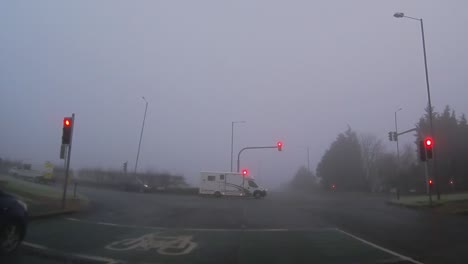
105,232 -> 197,256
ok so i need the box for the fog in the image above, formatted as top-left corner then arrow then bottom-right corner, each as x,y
1,1 -> 467,188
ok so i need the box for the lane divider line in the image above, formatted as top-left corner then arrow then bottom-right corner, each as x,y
335,228 -> 424,264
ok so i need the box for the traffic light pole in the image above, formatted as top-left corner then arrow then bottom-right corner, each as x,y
424,161 -> 432,206
61,113 -> 75,210
236,146 -> 278,173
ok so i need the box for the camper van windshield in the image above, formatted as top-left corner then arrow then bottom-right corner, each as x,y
248,180 -> 258,188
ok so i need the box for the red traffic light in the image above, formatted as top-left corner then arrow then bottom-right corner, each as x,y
429,179 -> 433,185
424,137 -> 433,147
64,118 -> 72,127
242,169 -> 248,176
277,141 -> 283,151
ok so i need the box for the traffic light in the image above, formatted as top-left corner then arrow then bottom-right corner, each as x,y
393,132 -> 398,141
277,141 -> 283,151
123,162 -> 128,173
424,137 -> 433,160
429,179 -> 433,189
62,117 -> 73,145
388,132 -> 393,141
242,169 -> 248,176
418,140 -> 426,162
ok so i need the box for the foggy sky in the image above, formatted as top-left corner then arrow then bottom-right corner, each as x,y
1,1 -> 468,188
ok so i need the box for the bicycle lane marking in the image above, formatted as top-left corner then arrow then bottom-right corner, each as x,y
25,217 -> 203,262
105,231 -> 198,256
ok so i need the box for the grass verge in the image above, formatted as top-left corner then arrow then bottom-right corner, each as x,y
388,192 -> 468,214
0,174 -> 88,217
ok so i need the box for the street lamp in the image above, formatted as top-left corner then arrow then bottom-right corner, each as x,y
231,121 -> 246,172
394,12 -> 439,199
134,96 -> 148,174
394,107 -> 403,164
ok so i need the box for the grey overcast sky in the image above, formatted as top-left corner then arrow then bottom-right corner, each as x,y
1,1 -> 467,188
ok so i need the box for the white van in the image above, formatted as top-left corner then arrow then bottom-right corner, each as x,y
199,171 -> 267,198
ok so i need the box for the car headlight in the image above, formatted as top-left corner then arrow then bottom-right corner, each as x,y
17,200 -> 28,211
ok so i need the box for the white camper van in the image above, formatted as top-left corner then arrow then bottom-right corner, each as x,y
199,171 -> 267,198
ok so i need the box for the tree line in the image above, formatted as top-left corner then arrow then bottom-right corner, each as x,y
289,105 -> 468,193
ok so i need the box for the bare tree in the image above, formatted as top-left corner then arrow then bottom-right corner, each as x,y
399,143 -> 416,170
360,133 -> 385,191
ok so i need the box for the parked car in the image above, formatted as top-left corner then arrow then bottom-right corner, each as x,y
0,190 -> 28,254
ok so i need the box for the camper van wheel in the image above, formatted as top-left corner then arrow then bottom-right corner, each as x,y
214,191 -> 222,198
254,191 -> 262,199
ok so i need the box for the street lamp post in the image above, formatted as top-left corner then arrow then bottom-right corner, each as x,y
395,108 -> 402,165
134,97 -> 148,174
394,12 -> 439,199
230,121 -> 246,172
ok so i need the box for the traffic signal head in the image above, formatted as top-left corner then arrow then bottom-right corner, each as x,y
424,137 -> 433,159
64,118 -> 71,127
388,132 -> 393,141
62,117 -> 73,145
418,140 -> 427,162
425,137 -> 433,147
242,169 -> 248,176
393,132 -> 398,141
277,141 -> 283,151
429,179 -> 433,185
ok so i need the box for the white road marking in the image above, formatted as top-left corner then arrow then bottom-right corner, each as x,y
22,241 -> 125,264
105,231 -> 198,255
98,222 -> 120,226
64,217 -> 292,232
23,241 -> 49,250
335,228 -> 424,264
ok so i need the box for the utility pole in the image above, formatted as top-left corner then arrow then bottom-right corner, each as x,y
307,147 -> 310,173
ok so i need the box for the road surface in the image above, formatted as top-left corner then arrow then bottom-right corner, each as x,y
4,187 -> 468,264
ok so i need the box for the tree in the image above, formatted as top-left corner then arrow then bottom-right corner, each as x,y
374,152 -> 397,191
415,105 -> 468,191
316,127 -> 366,191
359,133 -> 384,192
290,166 -> 318,191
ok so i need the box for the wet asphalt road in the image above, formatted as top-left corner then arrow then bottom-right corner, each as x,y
5,187 -> 468,264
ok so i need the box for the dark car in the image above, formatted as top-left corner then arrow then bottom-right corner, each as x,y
123,179 -> 152,193
0,190 -> 28,254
